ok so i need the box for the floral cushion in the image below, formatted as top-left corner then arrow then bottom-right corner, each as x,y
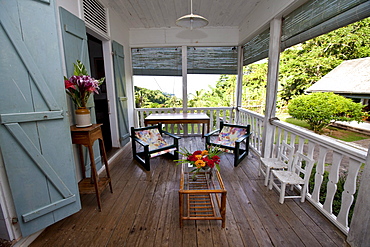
135,128 -> 176,158
214,126 -> 247,147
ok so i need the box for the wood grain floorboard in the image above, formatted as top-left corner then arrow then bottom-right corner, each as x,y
30,137 -> 349,247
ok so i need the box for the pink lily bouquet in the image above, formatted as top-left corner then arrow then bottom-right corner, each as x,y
64,60 -> 104,108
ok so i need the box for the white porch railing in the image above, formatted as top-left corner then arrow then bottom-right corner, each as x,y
238,108 -> 367,235
134,107 -> 367,235
134,107 -> 236,136
269,120 -> 366,235
237,107 -> 264,155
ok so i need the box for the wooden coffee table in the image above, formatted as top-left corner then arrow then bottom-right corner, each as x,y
179,164 -> 227,227
144,113 -> 210,137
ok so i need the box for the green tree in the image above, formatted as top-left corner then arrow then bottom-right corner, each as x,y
279,17 -> 370,103
288,92 -> 365,133
242,63 -> 267,111
134,86 -> 182,108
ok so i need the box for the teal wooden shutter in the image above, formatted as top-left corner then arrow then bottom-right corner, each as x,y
0,0 -> 81,237
112,41 -> 130,146
59,7 -> 102,174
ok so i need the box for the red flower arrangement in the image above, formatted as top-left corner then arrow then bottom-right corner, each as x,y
64,60 -> 104,108
176,147 -> 222,175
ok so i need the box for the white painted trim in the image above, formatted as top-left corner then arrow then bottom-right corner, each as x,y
261,18 -> 282,158
0,151 -> 21,241
102,40 -> 121,148
182,46 -> 188,111
236,46 -> 243,108
130,27 -> 239,47
13,229 -> 43,247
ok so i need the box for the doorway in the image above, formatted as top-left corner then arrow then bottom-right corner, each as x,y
87,33 -> 112,152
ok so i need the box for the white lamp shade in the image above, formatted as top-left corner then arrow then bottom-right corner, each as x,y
176,13 -> 209,29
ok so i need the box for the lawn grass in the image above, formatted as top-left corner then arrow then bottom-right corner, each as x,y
284,117 -> 311,129
283,117 -> 370,142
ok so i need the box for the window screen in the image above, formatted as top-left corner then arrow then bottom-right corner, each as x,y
281,0 -> 370,49
131,47 -> 182,76
242,28 -> 270,66
187,46 -> 238,74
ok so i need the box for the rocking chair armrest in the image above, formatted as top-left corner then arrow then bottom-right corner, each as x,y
235,132 -> 252,143
204,129 -> 220,138
132,137 -> 149,147
162,130 -> 181,139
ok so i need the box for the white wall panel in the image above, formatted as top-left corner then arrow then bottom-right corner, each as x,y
130,27 -> 239,47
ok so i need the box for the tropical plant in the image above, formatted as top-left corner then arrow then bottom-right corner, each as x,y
64,60 -> 104,107
288,92 -> 365,133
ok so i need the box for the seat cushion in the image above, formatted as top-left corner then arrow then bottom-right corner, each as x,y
135,128 -> 168,150
135,128 -> 176,158
214,126 -> 247,147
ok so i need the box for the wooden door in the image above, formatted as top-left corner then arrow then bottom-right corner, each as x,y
112,41 -> 130,147
59,7 -> 103,175
0,0 -> 80,237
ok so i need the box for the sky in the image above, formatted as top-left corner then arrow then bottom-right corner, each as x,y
133,74 -> 220,99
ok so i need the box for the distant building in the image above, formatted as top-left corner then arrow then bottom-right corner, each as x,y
306,57 -> 370,110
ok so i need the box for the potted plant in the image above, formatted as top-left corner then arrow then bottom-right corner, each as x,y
64,60 -> 104,127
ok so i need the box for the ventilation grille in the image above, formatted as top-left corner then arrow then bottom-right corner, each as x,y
83,0 -> 108,35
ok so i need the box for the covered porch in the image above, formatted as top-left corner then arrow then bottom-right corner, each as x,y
1,0 -> 370,245
30,136 -> 348,247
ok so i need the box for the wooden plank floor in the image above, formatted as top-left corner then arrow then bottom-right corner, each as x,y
30,137 -> 349,247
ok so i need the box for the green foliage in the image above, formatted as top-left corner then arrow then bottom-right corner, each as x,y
288,92 -> 365,133
242,63 -> 267,108
279,17 -> 370,103
73,60 -> 89,76
134,86 -> 182,108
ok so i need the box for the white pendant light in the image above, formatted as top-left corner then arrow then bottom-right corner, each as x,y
176,0 -> 208,29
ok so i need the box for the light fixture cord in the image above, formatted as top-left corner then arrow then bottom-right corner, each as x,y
190,0 -> 193,30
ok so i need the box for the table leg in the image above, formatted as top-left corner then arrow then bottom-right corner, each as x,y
179,191 -> 183,228
77,145 -> 86,178
99,138 -> 113,193
87,145 -> 102,211
221,192 -> 227,228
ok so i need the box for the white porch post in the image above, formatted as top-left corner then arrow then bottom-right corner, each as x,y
347,146 -> 370,246
261,18 -> 282,158
235,46 -> 244,123
182,45 -> 188,112
182,45 -> 189,135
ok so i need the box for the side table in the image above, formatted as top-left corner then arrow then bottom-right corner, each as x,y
179,164 -> 227,227
70,123 -> 113,211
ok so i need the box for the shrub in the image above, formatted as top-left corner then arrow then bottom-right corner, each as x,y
288,92 -> 365,133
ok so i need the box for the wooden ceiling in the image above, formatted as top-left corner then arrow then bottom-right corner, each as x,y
103,0 -> 262,29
